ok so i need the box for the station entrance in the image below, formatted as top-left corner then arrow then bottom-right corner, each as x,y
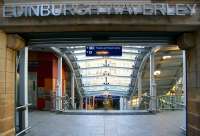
15,32 -> 186,136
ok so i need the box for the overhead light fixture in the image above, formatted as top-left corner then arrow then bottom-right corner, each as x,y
154,48 -> 160,53
153,46 -> 161,53
154,70 -> 161,76
162,55 -> 172,60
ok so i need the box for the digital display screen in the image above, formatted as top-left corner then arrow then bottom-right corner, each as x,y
86,46 -> 122,56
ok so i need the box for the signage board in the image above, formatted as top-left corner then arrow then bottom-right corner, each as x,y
86,46 -> 122,56
3,3 -> 197,17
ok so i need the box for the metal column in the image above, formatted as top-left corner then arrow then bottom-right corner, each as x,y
123,97 -> 127,110
56,56 -> 63,111
71,73 -> 75,109
19,47 -> 29,132
149,51 -> 157,112
85,97 -> 88,110
93,96 -> 95,109
120,96 -> 123,110
182,50 -> 187,131
88,96 -> 91,108
79,97 -> 83,110
138,72 -> 142,109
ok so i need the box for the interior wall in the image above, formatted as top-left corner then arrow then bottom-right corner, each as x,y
28,51 -> 69,110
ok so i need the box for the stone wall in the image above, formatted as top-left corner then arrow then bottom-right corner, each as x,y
0,0 -> 200,32
187,32 -> 200,136
0,31 -> 24,136
0,31 -> 16,136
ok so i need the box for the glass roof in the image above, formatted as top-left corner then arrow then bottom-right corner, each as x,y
65,46 -> 146,96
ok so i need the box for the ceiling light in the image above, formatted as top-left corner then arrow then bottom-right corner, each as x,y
162,55 -> 172,60
154,70 -> 161,76
153,47 -> 161,53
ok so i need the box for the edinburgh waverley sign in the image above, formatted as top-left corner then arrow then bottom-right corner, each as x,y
3,3 -> 197,17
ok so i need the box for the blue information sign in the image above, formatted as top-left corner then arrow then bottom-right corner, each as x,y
86,46 -> 122,56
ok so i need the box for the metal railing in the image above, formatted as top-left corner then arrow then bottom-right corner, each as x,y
51,95 -> 73,111
157,95 -> 184,111
15,104 -> 32,136
130,95 -> 184,111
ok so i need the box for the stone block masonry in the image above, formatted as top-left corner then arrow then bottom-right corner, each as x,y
0,31 -> 24,136
186,32 -> 200,136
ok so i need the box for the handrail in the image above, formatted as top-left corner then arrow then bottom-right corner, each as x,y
16,127 -> 31,136
16,104 -> 32,110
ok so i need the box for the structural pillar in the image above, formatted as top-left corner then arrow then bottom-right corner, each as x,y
0,32 -> 25,136
79,97 -> 83,110
88,96 -> 91,109
71,73 -> 75,109
123,97 -> 128,110
182,50 -> 186,131
19,47 -> 29,132
85,97 -> 88,110
56,56 -> 62,111
149,51 -> 157,112
120,96 -> 123,110
138,72 -> 142,109
93,96 -> 95,109
178,32 -> 200,136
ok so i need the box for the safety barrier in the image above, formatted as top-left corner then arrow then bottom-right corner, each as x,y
130,95 -> 184,111
15,104 -> 32,136
51,95 -> 73,111
157,95 -> 184,111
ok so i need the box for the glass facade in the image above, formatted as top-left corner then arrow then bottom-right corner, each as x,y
66,46 -> 147,96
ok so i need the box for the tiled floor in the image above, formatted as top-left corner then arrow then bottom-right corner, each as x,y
26,111 -> 185,136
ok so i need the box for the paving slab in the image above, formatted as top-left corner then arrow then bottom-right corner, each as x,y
25,110 -> 185,136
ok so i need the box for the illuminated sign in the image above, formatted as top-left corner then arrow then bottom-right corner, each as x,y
86,46 -> 122,56
3,3 -> 197,17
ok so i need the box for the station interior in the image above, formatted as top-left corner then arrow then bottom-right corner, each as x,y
14,32 -> 186,136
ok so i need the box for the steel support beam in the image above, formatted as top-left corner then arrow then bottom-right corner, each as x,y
73,57 -> 137,62
31,43 -> 171,48
71,73 -> 75,109
138,72 -> 142,108
71,51 -> 140,55
123,97 -> 128,110
80,97 -> 83,110
76,66 -> 134,70
56,56 -> 62,111
50,47 -> 83,99
82,84 -> 129,88
149,51 -> 157,112
78,75 -> 133,79
182,50 -> 186,131
93,96 -> 95,109
85,97 -> 88,110
120,96 -> 124,110
19,47 -> 29,131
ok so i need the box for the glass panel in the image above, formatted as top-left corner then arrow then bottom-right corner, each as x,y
80,68 -> 133,77
75,55 -> 102,60
123,49 -> 140,53
107,77 -> 131,86
84,86 -> 129,92
107,59 -> 134,68
78,59 -> 105,68
68,46 -> 143,95
82,77 -> 105,86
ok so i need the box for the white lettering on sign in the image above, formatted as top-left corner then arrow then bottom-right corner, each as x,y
3,3 -> 197,17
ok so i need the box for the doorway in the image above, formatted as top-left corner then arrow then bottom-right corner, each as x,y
16,32 -> 186,136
